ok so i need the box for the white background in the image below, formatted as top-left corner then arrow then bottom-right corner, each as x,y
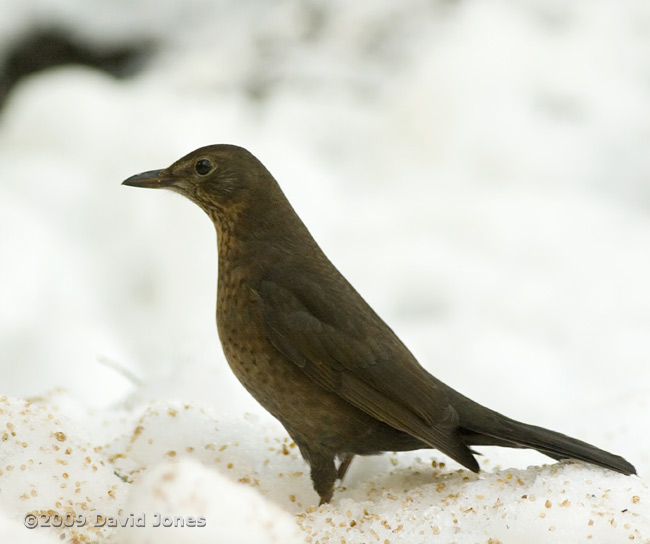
0,1 -> 648,542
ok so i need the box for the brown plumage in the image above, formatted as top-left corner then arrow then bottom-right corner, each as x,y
123,144 -> 636,505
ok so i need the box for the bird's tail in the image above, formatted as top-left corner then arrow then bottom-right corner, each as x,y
456,401 -> 636,476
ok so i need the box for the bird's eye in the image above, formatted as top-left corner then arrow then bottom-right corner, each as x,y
195,159 -> 213,175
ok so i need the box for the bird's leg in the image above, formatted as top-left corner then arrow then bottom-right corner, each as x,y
337,453 -> 354,481
307,453 -> 338,505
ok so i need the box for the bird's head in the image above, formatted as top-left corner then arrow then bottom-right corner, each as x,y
122,144 -> 281,221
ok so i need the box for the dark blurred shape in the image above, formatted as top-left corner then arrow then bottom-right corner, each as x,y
0,27 -> 153,110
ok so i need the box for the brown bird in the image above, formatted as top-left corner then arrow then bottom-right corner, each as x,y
123,144 -> 636,505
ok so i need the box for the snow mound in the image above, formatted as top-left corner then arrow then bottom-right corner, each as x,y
115,459 -> 303,544
303,463 -> 648,543
0,393 -> 647,543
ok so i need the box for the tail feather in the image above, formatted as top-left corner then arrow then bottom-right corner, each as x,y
458,408 -> 636,476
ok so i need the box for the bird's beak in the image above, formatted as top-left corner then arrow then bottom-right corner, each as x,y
122,169 -> 173,189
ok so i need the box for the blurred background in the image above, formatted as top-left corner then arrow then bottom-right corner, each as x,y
0,0 -> 649,463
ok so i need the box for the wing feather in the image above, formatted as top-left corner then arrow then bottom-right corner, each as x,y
259,276 -> 478,471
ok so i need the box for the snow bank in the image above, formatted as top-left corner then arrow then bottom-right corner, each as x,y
0,392 -> 647,543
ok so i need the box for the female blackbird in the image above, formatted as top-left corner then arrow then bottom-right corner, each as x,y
123,144 -> 635,505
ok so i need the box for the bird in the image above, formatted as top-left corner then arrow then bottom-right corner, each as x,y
123,144 -> 636,505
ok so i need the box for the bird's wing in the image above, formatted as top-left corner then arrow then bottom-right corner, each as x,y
259,274 -> 478,471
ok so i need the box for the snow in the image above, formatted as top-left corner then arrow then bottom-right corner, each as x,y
1,1 -> 649,542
